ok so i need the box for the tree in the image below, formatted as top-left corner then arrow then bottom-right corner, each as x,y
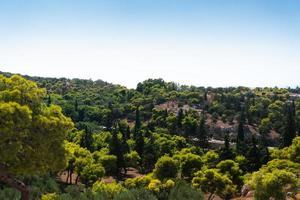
216,160 -> 243,188
134,106 -> 144,157
250,169 -> 298,200
196,115 -> 209,148
219,133 -> 234,160
236,118 -> 246,154
142,133 -> 158,172
134,106 -> 141,139
176,108 -> 184,130
282,103 -> 296,147
109,128 -> 125,174
81,163 -> 105,186
192,169 -> 236,200
153,156 -> 178,180
246,136 -> 260,171
47,94 -> 51,106
79,126 -> 94,152
178,153 -> 203,179
0,75 -> 73,200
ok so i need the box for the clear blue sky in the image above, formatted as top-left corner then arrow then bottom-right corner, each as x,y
0,0 -> 299,88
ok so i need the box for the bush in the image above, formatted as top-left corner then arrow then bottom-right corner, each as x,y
0,188 -> 21,200
168,181 -> 204,200
114,188 -> 157,200
124,176 -> 152,189
92,181 -> 125,199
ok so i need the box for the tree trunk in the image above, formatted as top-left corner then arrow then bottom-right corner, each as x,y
69,170 -> 73,184
208,193 -> 215,200
66,170 -> 70,184
0,172 -> 29,200
75,174 -> 79,184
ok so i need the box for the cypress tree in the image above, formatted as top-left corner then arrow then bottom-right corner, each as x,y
134,106 -> 141,139
74,98 -> 78,112
80,126 -> 94,152
177,108 -> 184,129
220,132 -> 234,160
282,103 -> 296,147
109,126 -> 125,173
247,136 -> 259,171
133,106 -> 144,157
197,115 -> 209,148
236,112 -> 246,154
47,94 -> 51,106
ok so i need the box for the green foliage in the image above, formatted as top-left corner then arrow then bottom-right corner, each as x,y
248,169 -> 299,200
41,193 -> 58,200
124,176 -> 152,189
216,160 -> 243,187
114,188 -> 157,200
92,181 -> 125,199
202,150 -> 219,169
192,169 -> 236,199
168,181 -> 204,200
153,156 -> 178,180
2,73 -> 300,199
173,153 -> 203,178
94,153 -> 118,176
0,75 -> 74,175
124,151 -> 141,168
81,163 -> 105,185
0,188 -> 21,200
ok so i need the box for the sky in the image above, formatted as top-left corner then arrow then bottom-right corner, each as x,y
0,0 -> 300,88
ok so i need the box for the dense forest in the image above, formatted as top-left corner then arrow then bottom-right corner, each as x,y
0,71 -> 299,200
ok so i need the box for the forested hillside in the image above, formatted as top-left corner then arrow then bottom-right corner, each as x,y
0,72 -> 299,200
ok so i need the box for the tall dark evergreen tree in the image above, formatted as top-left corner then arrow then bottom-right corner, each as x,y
246,136 -> 259,171
80,126 -> 94,152
196,115 -> 209,148
204,90 -> 208,101
106,102 -> 114,131
220,132 -> 234,160
109,126 -> 125,173
177,108 -> 184,130
47,94 -> 51,106
133,106 -> 144,157
142,133 -> 157,172
135,133 -> 144,158
282,103 -> 296,147
74,99 -> 78,112
134,106 -> 141,139
236,111 -> 246,154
